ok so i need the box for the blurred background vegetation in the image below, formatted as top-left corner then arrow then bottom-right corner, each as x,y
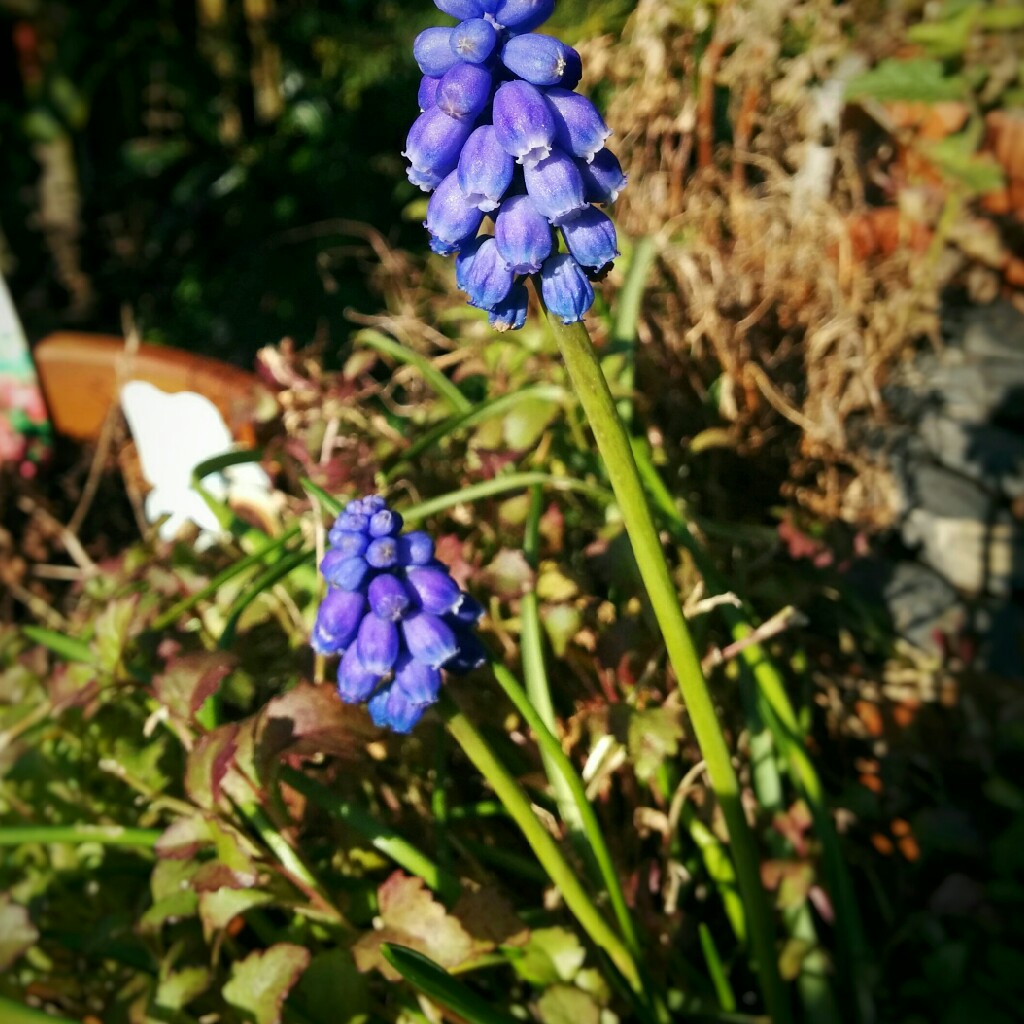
0,0 -> 633,361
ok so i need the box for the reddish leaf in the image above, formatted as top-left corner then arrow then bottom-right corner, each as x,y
254,681 -> 374,778
200,889 -> 275,944
353,872 -> 478,980
155,814 -> 214,860
185,724 -> 240,809
222,944 -> 311,1024
453,887 -> 529,948
153,651 -> 234,723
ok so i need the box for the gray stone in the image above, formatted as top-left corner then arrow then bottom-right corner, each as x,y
902,505 -> 1024,597
918,412 -> 1024,498
881,561 -> 965,654
904,461 -> 999,521
925,359 -> 1024,424
953,300 -> 1024,360
971,600 -> 1024,680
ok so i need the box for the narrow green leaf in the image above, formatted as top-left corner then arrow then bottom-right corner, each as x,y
402,472 -> 611,525
0,997 -> 78,1024
388,384 -> 566,476
846,58 -> 968,102
190,449 -> 264,533
0,825 -> 160,847
280,768 -> 460,903
152,524 -> 302,630
979,7 -> 1024,29
356,329 -> 471,413
381,944 -> 521,1024
439,693 -> 644,1006
906,6 -> 977,57
20,626 -> 92,664
304,473 -> 611,529
218,545 -> 312,649
632,438 -> 870,1023
301,477 -> 344,516
700,923 -> 737,1013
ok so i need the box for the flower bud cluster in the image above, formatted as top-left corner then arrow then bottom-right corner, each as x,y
312,496 -> 485,733
405,0 -> 627,328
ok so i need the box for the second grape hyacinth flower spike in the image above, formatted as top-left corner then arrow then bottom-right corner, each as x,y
312,496 -> 486,733
405,0 -> 627,328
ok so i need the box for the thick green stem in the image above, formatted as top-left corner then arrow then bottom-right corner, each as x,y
438,692 -> 644,1001
543,310 -> 790,1024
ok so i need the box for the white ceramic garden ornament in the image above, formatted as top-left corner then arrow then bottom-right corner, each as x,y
120,380 -> 271,544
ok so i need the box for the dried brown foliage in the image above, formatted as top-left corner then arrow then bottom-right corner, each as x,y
577,0 -> 1014,526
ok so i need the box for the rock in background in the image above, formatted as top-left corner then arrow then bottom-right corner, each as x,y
855,301 -> 1024,678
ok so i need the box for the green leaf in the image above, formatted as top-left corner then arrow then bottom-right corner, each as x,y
921,132 -> 1006,193
292,949 -> 370,1024
699,922 -> 736,1013
353,872 -> 477,980
846,58 -> 968,102
138,889 -> 199,935
541,603 -> 582,658
511,926 -> 588,986
121,137 -> 190,176
153,650 -> 234,723
906,6 -> 978,57
381,944 -> 521,1024
979,7 -> 1024,29
155,965 -> 213,1012
628,705 -> 684,783
199,889 -> 275,943
503,396 -> 560,450
0,997 -> 77,1024
535,984 -> 601,1024
300,477 -> 344,515
223,945 -> 312,1024
355,329 -> 470,413
185,723 -> 241,809
0,895 -> 38,971
92,596 -> 138,676
20,626 -> 92,664
536,563 -> 580,602
779,938 -> 815,982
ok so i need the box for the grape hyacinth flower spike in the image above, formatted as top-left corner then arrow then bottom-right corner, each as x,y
405,0 -> 627,328
312,496 -> 485,733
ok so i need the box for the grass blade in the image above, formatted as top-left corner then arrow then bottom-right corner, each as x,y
381,944 -> 520,1024
356,329 -> 471,413
152,524 -> 302,631
632,437 -> 871,1023
0,997 -> 79,1024
20,627 -> 93,664
700,922 -> 737,1013
280,768 -> 461,904
386,384 -> 567,478
0,824 -> 161,846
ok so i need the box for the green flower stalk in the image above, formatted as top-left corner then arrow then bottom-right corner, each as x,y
403,3 -> 791,1018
